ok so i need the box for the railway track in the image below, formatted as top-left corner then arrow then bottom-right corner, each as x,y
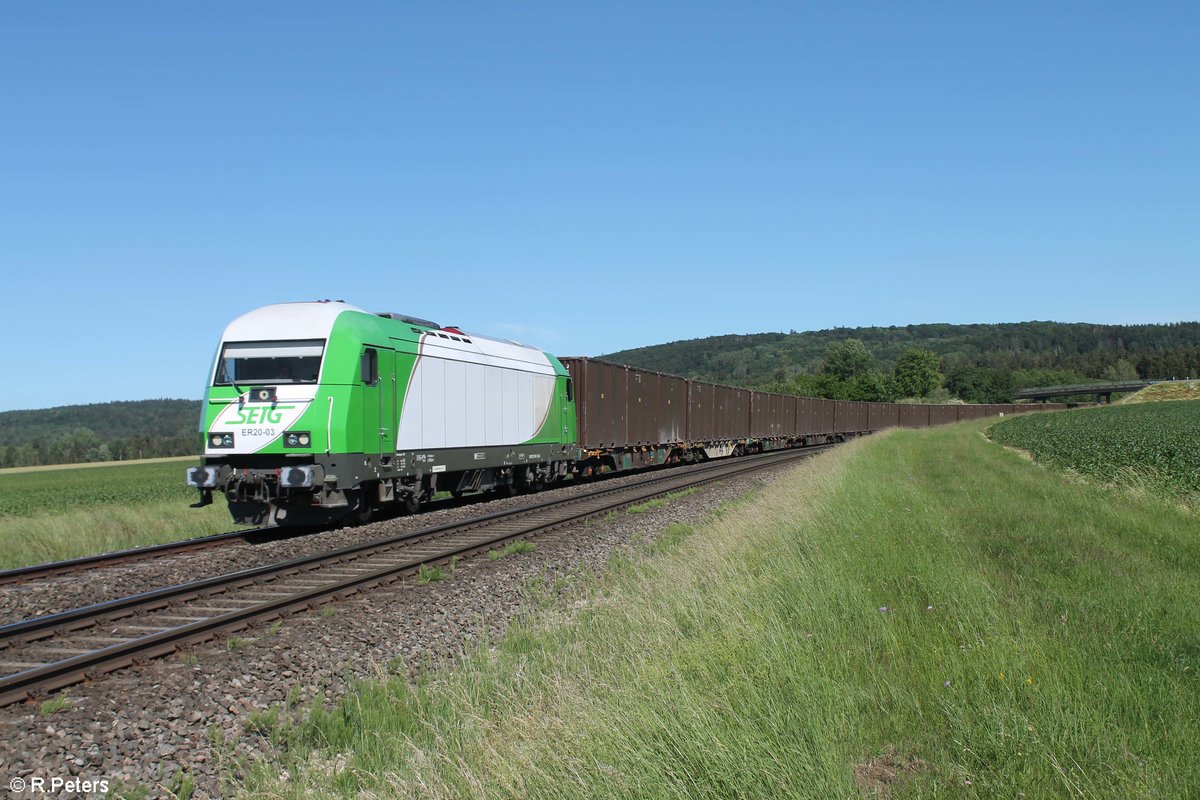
0,452 -> 783,587
0,527 -> 307,587
0,445 -> 831,707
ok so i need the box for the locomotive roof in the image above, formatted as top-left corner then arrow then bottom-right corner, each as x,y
220,301 -> 366,342
220,301 -> 557,369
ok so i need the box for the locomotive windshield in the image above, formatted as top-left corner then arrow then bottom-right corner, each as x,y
215,339 -> 324,385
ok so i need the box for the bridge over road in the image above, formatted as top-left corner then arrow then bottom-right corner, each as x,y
1015,379 -> 1191,403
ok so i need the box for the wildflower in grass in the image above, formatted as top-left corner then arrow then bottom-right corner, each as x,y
879,606 -> 890,613
999,671 -> 1006,681
1025,677 -> 1033,685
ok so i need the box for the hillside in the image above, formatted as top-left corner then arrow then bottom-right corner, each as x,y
602,321 -> 1200,388
0,399 -> 199,467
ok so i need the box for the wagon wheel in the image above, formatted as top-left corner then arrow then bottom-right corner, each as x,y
401,493 -> 421,515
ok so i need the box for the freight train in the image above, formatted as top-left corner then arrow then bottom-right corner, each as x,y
187,301 -> 1062,526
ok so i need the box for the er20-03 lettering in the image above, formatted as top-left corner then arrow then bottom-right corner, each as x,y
241,428 -> 277,437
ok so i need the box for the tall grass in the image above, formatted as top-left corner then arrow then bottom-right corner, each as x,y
0,457 -> 244,569
0,501 -> 242,569
241,422 -> 1200,798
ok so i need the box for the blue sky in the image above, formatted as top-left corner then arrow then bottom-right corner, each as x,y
1,2 -> 1196,411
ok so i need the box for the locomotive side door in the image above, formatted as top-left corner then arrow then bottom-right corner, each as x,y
563,376 -> 574,443
360,347 -> 394,457
379,349 -> 395,456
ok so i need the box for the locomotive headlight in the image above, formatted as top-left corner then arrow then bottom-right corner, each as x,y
186,467 -> 219,488
283,430 -> 311,448
209,433 -> 234,448
280,466 -> 316,487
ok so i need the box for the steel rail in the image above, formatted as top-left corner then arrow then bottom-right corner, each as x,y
0,526 -> 292,587
0,445 -> 831,706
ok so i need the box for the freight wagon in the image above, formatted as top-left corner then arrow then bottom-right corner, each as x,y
187,302 -> 1064,527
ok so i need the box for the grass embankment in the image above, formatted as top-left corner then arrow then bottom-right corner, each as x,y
0,459 -> 241,569
240,422 -> 1199,798
1119,380 -> 1200,404
990,400 -> 1200,504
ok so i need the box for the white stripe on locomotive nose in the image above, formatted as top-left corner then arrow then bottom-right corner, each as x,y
207,385 -> 318,454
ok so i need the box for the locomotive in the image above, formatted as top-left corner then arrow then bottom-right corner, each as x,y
187,301 -> 1056,526
186,301 -> 576,526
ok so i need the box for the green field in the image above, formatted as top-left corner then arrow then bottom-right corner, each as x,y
0,459 -> 242,569
989,400 -> 1200,502
236,421 -> 1199,799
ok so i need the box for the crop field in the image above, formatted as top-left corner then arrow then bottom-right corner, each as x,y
0,458 -> 240,569
988,400 -> 1200,501
0,459 -> 198,518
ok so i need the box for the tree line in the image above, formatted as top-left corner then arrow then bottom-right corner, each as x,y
0,429 -> 197,469
605,321 -> 1200,403
0,399 -> 199,468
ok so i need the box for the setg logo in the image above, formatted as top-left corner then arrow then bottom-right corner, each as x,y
225,405 -> 295,425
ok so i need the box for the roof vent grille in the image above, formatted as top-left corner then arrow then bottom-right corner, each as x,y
377,312 -> 441,328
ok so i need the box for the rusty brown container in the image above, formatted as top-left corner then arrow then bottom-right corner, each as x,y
775,393 -> 794,436
928,405 -> 958,426
750,391 -> 794,437
898,404 -> 928,428
853,401 -> 870,431
560,357 -> 626,449
719,385 -> 751,439
960,405 -> 987,421
832,401 -> 849,433
795,395 -> 815,435
869,402 -> 900,430
625,366 -> 687,445
834,401 -> 870,433
687,381 -> 717,441
809,398 -> 835,433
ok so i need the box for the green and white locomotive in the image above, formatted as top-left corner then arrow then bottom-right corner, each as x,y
187,301 -> 578,525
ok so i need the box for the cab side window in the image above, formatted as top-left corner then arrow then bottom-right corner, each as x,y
361,348 -> 379,385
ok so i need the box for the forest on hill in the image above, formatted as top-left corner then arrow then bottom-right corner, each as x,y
2,321 -> 1198,468
603,321 -> 1200,404
0,399 -> 198,468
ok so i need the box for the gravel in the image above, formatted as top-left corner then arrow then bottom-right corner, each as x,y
0,463 -> 795,799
